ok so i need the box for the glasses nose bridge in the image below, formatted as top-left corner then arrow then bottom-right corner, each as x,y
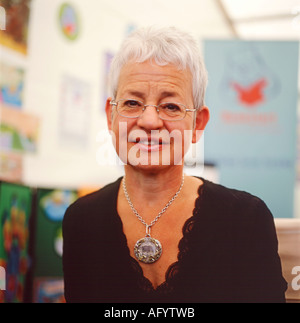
143,103 -> 160,113
139,103 -> 162,123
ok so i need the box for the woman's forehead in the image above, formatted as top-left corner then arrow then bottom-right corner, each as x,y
119,60 -> 191,80
117,61 -> 193,99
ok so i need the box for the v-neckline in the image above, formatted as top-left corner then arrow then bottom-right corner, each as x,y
113,176 -> 206,292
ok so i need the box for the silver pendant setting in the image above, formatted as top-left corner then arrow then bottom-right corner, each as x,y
134,236 -> 162,264
123,175 -> 184,265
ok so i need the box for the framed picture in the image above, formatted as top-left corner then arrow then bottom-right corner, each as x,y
0,182 -> 32,303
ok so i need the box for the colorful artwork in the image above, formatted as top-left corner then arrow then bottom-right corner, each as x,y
0,152 -> 23,182
34,189 -> 77,279
0,106 -> 39,153
0,0 -> 32,55
219,44 -> 281,108
0,62 -> 25,109
0,182 -> 32,303
58,3 -> 80,41
34,278 -> 65,303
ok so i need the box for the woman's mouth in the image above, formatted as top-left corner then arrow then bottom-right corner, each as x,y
129,137 -> 168,152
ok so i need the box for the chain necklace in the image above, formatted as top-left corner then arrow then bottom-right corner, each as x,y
122,174 -> 185,264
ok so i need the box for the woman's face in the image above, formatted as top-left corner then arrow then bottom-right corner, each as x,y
106,60 -> 208,172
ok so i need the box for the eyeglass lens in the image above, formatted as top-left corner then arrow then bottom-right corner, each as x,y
116,99 -> 186,120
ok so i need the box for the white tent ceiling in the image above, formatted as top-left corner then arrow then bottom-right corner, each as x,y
98,0 -> 300,91
222,0 -> 300,39
100,0 -> 300,40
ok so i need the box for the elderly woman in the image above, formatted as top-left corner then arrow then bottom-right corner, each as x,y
63,26 -> 287,303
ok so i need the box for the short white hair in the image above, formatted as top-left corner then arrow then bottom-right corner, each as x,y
108,26 -> 208,109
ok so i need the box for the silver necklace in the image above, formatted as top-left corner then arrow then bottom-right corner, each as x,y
122,174 -> 185,264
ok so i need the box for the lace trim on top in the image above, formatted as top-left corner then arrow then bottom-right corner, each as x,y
129,181 -> 205,295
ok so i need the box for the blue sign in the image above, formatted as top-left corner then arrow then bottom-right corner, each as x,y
204,40 -> 299,218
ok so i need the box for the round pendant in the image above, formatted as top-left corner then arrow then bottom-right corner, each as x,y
134,237 -> 162,264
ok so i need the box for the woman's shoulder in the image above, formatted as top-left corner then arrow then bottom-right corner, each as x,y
63,177 -> 123,222
199,177 -> 273,221
201,177 -> 264,205
196,178 -> 277,246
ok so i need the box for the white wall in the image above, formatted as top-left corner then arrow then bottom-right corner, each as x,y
22,0 -> 124,189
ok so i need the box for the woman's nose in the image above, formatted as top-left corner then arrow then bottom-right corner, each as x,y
136,105 -> 164,129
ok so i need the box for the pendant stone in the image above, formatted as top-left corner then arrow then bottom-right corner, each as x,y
134,237 -> 162,264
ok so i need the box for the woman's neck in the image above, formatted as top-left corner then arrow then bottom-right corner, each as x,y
123,166 -> 185,209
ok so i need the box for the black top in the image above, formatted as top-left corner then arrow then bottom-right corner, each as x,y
62,177 -> 287,303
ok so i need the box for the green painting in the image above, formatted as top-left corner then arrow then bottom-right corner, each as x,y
34,189 -> 77,278
0,182 -> 32,303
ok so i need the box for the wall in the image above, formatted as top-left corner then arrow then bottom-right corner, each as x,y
22,0 -> 128,189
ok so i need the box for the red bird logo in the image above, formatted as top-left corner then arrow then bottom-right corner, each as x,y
231,78 -> 268,106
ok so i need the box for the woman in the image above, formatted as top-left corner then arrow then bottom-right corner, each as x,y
63,26 -> 287,303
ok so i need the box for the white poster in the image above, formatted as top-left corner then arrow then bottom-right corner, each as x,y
59,75 -> 90,149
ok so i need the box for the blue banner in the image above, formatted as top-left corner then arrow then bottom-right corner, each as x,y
203,40 -> 299,218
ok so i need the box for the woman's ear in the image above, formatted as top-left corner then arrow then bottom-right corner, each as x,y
192,106 -> 210,143
105,97 -> 113,131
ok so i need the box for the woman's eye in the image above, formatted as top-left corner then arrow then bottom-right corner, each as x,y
163,104 -> 180,111
125,100 -> 140,107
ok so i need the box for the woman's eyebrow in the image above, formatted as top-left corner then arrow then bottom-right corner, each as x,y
125,90 -> 145,99
160,91 -> 178,99
124,90 -> 180,101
